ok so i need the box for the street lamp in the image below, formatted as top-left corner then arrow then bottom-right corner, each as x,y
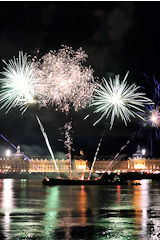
142,149 -> 146,156
6,149 -> 11,157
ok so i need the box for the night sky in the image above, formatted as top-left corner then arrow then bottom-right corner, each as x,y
0,1 -> 160,160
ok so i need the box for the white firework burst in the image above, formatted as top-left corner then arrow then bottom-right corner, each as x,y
33,45 -> 95,112
0,51 -> 37,113
149,108 -> 160,128
92,71 -> 153,129
142,106 -> 160,128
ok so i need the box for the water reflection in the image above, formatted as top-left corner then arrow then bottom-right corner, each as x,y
0,179 -> 160,239
79,185 -> 87,225
44,186 -> 60,239
1,179 -> 14,239
46,185 -> 92,240
132,180 -> 149,239
116,185 -> 121,205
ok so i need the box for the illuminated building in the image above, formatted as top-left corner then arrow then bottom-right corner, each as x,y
93,157 -> 128,173
73,152 -> 89,172
1,145 -> 160,174
0,146 -> 89,173
0,146 -> 29,173
74,160 -> 88,171
92,146 -> 160,173
128,145 -> 160,172
128,157 -> 160,172
0,157 -> 89,173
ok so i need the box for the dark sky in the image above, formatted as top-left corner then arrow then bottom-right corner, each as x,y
0,1 -> 160,159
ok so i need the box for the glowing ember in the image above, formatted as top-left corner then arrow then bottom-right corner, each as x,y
63,121 -> 73,177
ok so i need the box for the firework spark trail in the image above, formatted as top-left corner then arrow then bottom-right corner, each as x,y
88,131 -> 104,180
112,127 -> 142,161
152,75 -> 160,104
0,134 -> 42,173
83,114 -> 89,120
33,45 -> 95,112
36,116 -> 59,174
99,127 -> 142,179
92,71 -> 153,129
63,121 -> 73,177
36,116 -> 60,177
143,73 -> 160,104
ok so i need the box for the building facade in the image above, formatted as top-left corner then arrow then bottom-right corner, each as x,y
0,146 -> 89,173
1,145 -> 160,174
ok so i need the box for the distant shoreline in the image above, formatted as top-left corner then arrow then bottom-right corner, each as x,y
1,172 -> 160,181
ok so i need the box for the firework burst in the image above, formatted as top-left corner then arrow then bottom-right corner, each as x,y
92,72 -> 153,129
0,51 -> 38,113
140,75 -> 160,136
148,107 -> 160,128
142,75 -> 160,129
33,45 -> 95,112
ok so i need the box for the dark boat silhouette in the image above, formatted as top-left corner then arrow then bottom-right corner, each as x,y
42,176 -> 128,186
130,182 -> 141,185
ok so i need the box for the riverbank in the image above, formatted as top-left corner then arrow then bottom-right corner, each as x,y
1,172 -> 160,181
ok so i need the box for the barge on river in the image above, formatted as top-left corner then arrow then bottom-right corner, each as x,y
42,177 -> 128,186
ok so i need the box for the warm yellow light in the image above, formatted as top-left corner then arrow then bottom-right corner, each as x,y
78,165 -> 86,170
134,164 -> 146,169
6,150 -> 11,157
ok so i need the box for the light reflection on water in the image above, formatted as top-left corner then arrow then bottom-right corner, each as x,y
0,179 -> 160,239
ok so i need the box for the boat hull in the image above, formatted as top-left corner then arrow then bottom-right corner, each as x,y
42,178 -> 128,186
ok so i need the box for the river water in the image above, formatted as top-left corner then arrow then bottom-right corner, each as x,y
0,179 -> 160,240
